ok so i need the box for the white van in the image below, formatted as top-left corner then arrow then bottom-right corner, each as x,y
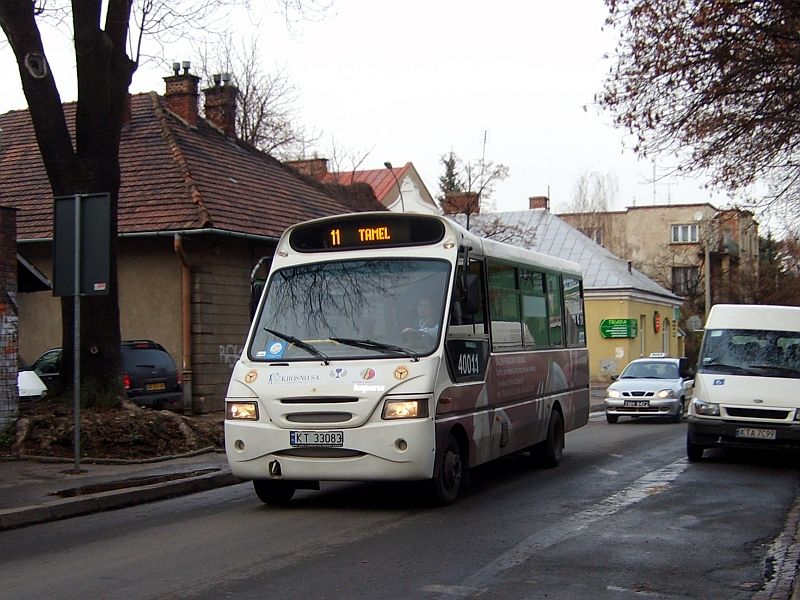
687,304 -> 800,461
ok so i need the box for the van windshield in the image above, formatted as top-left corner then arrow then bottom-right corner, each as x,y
699,328 -> 800,378
249,258 -> 450,361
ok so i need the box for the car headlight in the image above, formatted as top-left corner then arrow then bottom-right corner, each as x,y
655,389 -> 675,399
383,399 -> 429,419
692,398 -> 720,417
226,401 -> 259,420
606,389 -> 621,398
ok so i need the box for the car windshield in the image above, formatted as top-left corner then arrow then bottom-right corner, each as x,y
620,361 -> 679,380
699,328 -> 800,378
249,258 -> 450,361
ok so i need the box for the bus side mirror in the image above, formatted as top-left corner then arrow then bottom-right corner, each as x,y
250,280 -> 265,320
463,273 -> 480,316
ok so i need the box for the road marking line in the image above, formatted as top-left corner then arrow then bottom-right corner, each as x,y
431,459 -> 690,599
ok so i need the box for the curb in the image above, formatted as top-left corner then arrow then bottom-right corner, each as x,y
0,469 -> 244,531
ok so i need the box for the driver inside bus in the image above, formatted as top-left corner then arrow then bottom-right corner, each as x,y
403,297 -> 440,338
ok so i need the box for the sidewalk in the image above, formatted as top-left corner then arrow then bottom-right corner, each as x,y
0,449 -> 242,530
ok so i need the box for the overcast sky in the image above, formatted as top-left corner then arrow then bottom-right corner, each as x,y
0,1 -> 738,213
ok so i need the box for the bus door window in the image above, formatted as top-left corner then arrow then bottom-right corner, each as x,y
445,258 -> 489,382
545,273 -> 564,347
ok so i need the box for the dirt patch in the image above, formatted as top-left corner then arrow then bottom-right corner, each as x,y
1,398 -> 224,460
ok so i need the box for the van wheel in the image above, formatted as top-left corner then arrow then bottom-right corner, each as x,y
532,409 -> 565,467
606,413 -> 618,424
253,480 -> 296,505
429,434 -> 464,506
687,438 -> 705,462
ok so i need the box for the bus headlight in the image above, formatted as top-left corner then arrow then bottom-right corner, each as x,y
382,399 -> 429,419
692,398 -> 720,417
226,401 -> 259,420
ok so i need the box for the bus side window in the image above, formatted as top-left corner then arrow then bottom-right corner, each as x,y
546,273 -> 564,346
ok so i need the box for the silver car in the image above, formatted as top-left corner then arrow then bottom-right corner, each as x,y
604,356 -> 694,424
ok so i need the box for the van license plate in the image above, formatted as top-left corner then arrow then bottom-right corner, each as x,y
736,427 -> 776,440
290,431 -> 344,447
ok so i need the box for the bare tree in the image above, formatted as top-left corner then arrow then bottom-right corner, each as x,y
195,34 -> 319,158
0,0 -> 316,406
599,0 -> 800,223
564,170 -> 618,214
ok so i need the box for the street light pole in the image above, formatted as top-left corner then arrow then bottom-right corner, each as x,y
384,161 -> 405,212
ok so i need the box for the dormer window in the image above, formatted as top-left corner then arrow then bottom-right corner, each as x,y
671,223 -> 699,243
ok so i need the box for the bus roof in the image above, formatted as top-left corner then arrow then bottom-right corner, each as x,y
705,304 -> 800,332
281,212 -> 583,279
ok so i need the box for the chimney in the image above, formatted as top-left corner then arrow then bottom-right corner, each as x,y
529,196 -> 549,210
203,72 -> 237,137
286,158 -> 330,179
442,191 -> 480,215
163,61 -> 200,127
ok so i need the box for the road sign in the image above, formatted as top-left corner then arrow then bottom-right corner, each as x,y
599,318 -> 638,339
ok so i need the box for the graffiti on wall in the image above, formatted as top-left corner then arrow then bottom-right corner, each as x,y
219,344 -> 243,369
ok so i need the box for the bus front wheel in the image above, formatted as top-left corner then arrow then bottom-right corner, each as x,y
253,479 -> 296,505
429,434 -> 464,506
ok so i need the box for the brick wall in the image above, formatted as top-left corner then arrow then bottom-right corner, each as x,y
0,207 -> 18,430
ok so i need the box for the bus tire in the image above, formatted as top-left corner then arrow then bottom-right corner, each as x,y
253,479 -> 296,505
429,434 -> 464,506
687,437 -> 705,462
532,409 -> 565,468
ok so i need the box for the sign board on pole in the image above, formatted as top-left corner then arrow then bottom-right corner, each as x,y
599,318 -> 638,339
53,193 -> 111,297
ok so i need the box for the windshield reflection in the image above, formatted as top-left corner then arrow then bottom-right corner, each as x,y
700,328 -> 800,378
250,258 -> 450,361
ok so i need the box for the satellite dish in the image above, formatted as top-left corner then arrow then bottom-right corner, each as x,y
694,211 -> 703,222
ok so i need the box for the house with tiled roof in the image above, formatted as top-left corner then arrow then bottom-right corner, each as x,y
0,66 -> 382,412
453,197 -> 684,385
288,158 -> 439,214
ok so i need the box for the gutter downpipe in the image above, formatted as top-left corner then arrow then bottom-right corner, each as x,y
174,234 -> 193,414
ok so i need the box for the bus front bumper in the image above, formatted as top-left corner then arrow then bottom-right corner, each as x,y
225,419 -> 436,482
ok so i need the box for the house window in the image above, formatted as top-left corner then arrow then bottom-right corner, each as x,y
672,266 -> 699,296
671,224 -> 699,243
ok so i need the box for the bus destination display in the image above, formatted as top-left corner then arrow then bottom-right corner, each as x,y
290,216 -> 445,252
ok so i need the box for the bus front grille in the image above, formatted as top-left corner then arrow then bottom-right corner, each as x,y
285,412 -> 353,423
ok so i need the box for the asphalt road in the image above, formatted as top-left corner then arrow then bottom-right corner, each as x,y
1,415 -> 799,600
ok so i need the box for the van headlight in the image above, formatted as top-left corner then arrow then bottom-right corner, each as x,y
226,401 -> 259,420
382,399 -> 429,419
692,398 -> 720,417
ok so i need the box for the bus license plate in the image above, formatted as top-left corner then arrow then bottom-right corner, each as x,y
624,400 -> 649,407
290,431 -> 344,447
736,427 -> 776,440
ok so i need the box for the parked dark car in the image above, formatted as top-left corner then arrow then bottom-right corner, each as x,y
31,340 -> 182,408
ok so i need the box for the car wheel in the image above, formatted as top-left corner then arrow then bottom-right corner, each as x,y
671,404 -> 682,423
429,433 -> 464,506
606,413 -> 619,424
532,409 -> 565,468
687,437 -> 705,462
253,479 -> 296,505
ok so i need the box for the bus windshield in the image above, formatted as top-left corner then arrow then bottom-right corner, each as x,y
249,258 -> 451,361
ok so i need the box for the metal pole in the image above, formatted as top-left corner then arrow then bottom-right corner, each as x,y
704,235 -> 711,324
73,195 -> 81,473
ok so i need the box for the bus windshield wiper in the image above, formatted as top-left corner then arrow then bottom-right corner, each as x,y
263,327 -> 330,365
330,337 -> 420,362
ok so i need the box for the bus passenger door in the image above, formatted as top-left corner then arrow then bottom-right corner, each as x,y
441,258 -> 492,464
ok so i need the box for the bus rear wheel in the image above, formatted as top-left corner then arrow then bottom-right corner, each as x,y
429,434 -> 464,506
531,409 -> 565,468
253,480 -> 296,505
